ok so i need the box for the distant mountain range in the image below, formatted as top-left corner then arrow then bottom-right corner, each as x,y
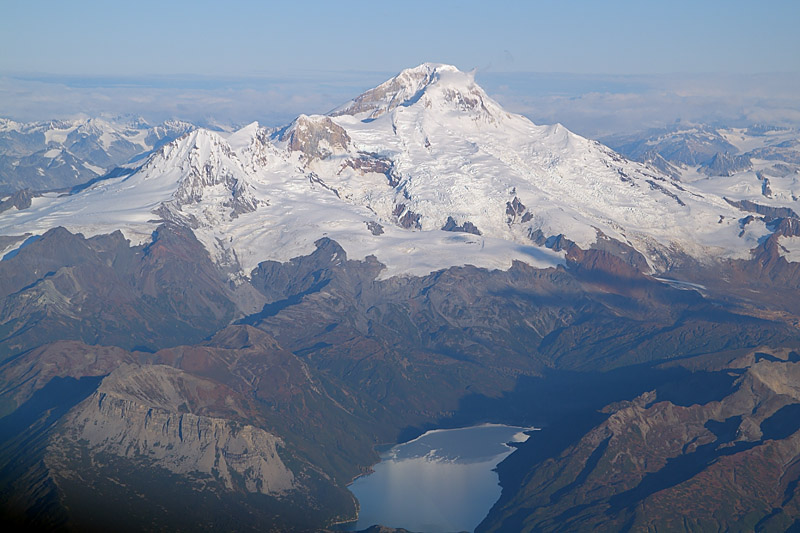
0,116 -> 196,194
2,64 -> 800,532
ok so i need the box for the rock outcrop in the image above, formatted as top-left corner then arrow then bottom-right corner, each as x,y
481,353 -> 800,532
280,115 -> 350,160
49,364 -> 295,496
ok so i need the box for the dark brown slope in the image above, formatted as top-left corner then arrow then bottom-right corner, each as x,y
1,226 -> 800,531
152,325 -> 399,485
244,238 -> 793,427
0,223 -> 239,362
0,329 -> 394,532
479,350 -> 800,532
670,217 -> 800,318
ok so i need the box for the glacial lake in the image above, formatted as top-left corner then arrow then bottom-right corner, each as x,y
344,424 -> 535,533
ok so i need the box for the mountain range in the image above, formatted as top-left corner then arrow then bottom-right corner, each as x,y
0,116 -> 195,194
1,63 -> 800,532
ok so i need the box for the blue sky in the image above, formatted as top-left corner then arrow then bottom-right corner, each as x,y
3,0 -> 798,76
1,0 -> 799,136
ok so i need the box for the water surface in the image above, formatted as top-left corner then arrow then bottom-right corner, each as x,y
346,424 -> 534,532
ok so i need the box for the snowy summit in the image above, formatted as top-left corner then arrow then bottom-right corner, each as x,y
0,64 -> 775,279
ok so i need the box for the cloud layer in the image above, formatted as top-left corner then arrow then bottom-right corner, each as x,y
478,72 -> 800,138
2,71 -> 798,139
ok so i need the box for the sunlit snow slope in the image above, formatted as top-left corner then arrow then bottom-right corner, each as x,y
0,64 -> 773,278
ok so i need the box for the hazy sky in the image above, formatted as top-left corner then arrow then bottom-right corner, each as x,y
3,0 -> 798,76
1,0 -> 799,137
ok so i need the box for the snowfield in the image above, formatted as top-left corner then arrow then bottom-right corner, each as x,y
0,64 -> 788,278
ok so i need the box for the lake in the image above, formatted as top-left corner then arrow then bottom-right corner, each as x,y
344,423 -> 534,532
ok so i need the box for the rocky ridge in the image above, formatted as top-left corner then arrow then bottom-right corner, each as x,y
481,350 -> 800,532
52,364 -> 295,497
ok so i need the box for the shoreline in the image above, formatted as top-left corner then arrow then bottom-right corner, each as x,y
344,422 -> 538,488
340,422 -> 540,531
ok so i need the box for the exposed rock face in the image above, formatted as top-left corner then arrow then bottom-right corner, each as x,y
480,354 -> 800,532
342,152 -> 400,186
664,215 -> 800,317
441,85 -> 494,117
392,202 -> 422,229
700,151 -> 753,176
641,151 -> 682,180
280,115 -> 350,160
51,364 -> 295,496
724,197 -> 799,220
166,130 -> 260,217
748,141 -> 800,165
442,215 -> 481,235
0,330 -> 376,531
0,189 -> 36,214
366,220 -> 385,235
331,63 -> 451,119
762,163 -> 796,178
0,225 -> 239,362
645,178 -> 686,206
506,196 -> 532,224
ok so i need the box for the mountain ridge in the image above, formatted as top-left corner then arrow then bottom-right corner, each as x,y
2,65 -> 800,530
0,116 -> 196,194
0,64 -> 785,281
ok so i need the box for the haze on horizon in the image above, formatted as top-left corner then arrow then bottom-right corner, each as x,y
2,0 -> 799,138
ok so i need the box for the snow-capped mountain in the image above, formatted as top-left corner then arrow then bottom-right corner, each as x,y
4,65 -> 800,533
604,123 -> 800,262
0,64 -> 791,277
0,116 -> 195,193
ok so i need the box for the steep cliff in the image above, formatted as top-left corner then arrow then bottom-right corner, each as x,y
50,364 -> 295,496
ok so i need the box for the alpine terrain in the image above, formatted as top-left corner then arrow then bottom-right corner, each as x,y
0,116 -> 196,194
2,63 -> 800,532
